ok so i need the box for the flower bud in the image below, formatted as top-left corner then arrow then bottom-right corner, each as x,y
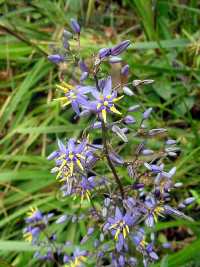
166,139 -> 176,145
143,108 -> 153,119
111,40 -> 131,56
109,56 -> 122,63
121,64 -> 129,76
148,128 -> 167,136
56,215 -> 67,224
98,48 -> 111,59
183,197 -> 195,205
112,125 -> 128,142
132,80 -> 142,86
123,115 -> 136,125
123,86 -> 134,96
70,18 -> 81,34
80,71 -> 89,82
142,149 -> 154,155
128,104 -> 140,112
174,182 -> 183,188
63,29 -> 73,39
48,54 -> 64,64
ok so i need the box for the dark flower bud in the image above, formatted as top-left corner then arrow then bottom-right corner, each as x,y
121,64 -> 129,76
48,54 -> 64,64
70,18 -> 81,34
111,40 -> 131,56
98,48 -> 111,59
133,183 -> 144,190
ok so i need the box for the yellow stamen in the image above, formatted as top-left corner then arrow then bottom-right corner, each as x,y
113,95 -> 124,102
114,228 -> 121,240
69,162 -> 74,176
76,159 -> 84,170
110,105 -> 121,115
101,109 -> 107,123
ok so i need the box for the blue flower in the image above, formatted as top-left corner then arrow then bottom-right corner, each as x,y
55,82 -> 94,115
85,76 -> 123,122
48,138 -> 93,181
104,207 -> 133,252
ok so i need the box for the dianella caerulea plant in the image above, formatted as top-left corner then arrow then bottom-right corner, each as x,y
23,18 -> 195,267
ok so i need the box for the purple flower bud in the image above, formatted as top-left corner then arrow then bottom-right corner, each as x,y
70,18 -> 81,34
63,254 -> 70,263
98,48 -> 111,59
121,64 -> 129,76
79,59 -> 88,72
128,104 -> 140,112
178,203 -> 186,209
109,56 -> 122,63
47,151 -> 58,160
80,71 -> 89,82
87,227 -> 94,235
123,115 -> 136,124
48,54 -> 64,64
133,183 -> 144,190
109,151 -> 124,164
162,242 -> 172,249
183,197 -> 195,205
111,40 -> 131,56
56,215 -> 67,224
166,139 -> 177,145
143,108 -> 153,119
123,86 -> 134,96
149,251 -> 159,260
92,121 -> 102,128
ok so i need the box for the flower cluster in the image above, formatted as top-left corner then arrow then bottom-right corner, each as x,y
23,18 -> 195,267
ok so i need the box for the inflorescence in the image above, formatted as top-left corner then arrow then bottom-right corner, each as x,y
23,18 -> 195,267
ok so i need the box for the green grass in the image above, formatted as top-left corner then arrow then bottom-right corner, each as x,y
0,0 -> 200,266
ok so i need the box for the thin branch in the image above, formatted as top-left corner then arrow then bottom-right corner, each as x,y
101,120 -> 125,200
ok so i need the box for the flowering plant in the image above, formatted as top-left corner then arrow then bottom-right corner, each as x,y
24,18 -> 194,267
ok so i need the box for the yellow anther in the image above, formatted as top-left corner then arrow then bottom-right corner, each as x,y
76,159 -> 84,170
104,101 -> 109,106
114,228 -> 121,240
101,109 -> 107,123
113,95 -> 124,102
110,105 -> 121,115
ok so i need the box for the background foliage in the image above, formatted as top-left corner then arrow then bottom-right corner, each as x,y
0,0 -> 200,266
